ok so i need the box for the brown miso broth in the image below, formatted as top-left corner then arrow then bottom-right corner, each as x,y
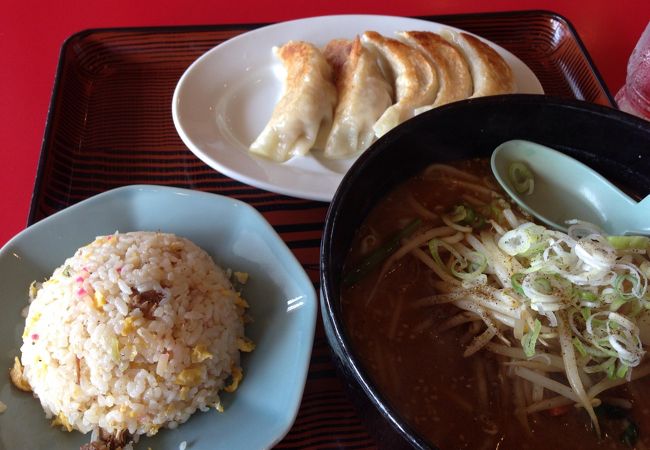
341,159 -> 650,449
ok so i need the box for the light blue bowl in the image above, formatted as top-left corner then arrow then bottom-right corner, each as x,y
0,185 -> 317,450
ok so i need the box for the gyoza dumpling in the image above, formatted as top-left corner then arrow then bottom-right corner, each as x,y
322,36 -> 393,158
398,30 -> 472,110
440,30 -> 516,97
361,31 -> 439,138
322,38 -> 350,82
249,41 -> 337,162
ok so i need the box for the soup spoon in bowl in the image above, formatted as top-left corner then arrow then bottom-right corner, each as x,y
490,139 -> 650,236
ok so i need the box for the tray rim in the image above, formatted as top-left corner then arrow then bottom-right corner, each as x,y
28,8 -> 615,226
22,10 -> 619,449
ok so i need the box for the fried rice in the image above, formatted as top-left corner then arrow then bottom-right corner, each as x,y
16,231 -> 252,447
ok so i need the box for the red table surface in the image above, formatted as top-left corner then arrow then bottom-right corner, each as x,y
1,0 -> 649,245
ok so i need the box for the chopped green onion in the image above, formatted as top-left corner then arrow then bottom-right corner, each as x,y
450,252 -> 488,280
508,162 -> 535,195
520,241 -> 547,258
578,290 -> 598,302
449,205 -> 468,222
592,317 -> 609,328
499,230 -> 531,256
532,277 -> 552,294
429,239 -> 487,281
463,207 -> 476,224
573,337 -> 587,357
607,235 -> 650,250
490,203 -> 503,220
592,341 -> 619,359
448,204 -> 486,229
511,273 -> 525,295
627,299 -> 644,318
610,297 -> 629,312
343,218 -> 421,286
473,215 -> 486,229
615,274 -> 639,299
62,265 -> 72,277
616,361 -> 629,379
521,319 -> 542,357
457,205 -> 477,227
479,201 -> 504,222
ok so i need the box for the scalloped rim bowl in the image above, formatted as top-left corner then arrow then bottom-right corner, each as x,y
0,185 -> 317,450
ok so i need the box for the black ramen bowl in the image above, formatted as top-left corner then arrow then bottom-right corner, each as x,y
319,94 -> 650,449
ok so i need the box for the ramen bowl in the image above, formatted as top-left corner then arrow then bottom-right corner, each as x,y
320,94 -> 650,449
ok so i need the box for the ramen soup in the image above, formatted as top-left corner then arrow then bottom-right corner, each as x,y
341,159 -> 650,449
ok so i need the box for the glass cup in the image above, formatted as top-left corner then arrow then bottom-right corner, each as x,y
615,21 -> 650,120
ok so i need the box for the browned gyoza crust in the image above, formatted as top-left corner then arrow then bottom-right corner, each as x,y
442,30 -> 516,97
249,41 -> 337,161
360,31 -> 439,137
399,30 -> 473,107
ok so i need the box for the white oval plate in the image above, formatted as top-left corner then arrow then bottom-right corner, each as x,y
172,15 -> 544,202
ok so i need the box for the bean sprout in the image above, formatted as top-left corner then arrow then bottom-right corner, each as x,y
384,164 -> 650,437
